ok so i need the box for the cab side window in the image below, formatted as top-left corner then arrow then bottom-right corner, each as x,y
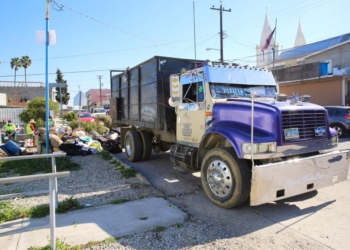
182,82 -> 204,103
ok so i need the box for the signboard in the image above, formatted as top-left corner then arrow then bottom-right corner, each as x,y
49,83 -> 67,88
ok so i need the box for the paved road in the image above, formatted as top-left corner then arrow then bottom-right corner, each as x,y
114,137 -> 350,249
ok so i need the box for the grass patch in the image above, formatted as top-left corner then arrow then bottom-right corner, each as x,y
116,164 -> 125,170
104,236 -> 117,244
0,197 -> 83,223
109,199 -> 129,205
28,237 -> 72,250
154,226 -> 166,232
98,150 -> 113,161
29,204 -> 50,218
120,168 -> 137,178
0,157 -> 81,176
85,241 -> 100,248
57,197 -> 84,214
0,201 -> 27,223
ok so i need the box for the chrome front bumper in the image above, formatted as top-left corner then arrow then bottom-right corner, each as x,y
250,150 -> 350,206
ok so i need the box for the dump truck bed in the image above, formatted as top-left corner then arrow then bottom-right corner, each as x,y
110,56 -> 202,131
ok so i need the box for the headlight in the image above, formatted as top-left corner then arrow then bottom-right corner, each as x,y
242,142 -> 277,154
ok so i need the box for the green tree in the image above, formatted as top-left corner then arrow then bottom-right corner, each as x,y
55,69 -> 70,105
20,56 -> 32,86
10,57 -> 22,87
19,97 -> 59,127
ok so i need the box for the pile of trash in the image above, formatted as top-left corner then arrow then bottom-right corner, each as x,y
53,126 -> 122,156
0,140 -> 34,157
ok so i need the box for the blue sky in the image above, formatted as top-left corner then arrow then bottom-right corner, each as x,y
0,0 -> 348,107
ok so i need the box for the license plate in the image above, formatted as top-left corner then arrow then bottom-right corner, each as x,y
284,128 -> 299,140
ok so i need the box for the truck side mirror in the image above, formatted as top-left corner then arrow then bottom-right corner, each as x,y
169,75 -> 181,107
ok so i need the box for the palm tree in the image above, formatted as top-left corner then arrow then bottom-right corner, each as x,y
10,57 -> 22,87
20,56 -> 32,86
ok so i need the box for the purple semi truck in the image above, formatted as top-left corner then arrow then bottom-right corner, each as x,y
110,56 -> 350,208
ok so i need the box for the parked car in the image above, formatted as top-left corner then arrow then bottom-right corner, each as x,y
91,108 -> 106,118
77,112 -> 95,123
72,109 -> 87,113
325,106 -> 350,137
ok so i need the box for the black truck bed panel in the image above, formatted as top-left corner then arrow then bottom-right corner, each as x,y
110,56 -> 202,131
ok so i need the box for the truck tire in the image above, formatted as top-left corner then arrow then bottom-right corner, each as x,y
139,130 -> 152,161
201,147 -> 251,208
124,130 -> 142,162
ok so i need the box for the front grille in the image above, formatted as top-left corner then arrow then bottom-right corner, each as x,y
281,110 -> 327,141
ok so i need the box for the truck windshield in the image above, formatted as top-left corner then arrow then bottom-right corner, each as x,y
209,83 -> 276,99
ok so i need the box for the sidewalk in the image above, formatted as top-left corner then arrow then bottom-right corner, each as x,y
0,197 -> 187,250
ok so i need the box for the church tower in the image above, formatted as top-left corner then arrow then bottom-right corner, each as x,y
294,21 -> 306,47
256,12 -> 279,69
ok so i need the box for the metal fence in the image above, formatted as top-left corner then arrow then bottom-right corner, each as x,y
0,108 -> 25,127
0,152 -> 68,250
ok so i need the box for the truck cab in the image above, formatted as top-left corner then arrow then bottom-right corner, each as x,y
169,63 -> 348,208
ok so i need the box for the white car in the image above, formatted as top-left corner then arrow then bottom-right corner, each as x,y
91,108 -> 106,118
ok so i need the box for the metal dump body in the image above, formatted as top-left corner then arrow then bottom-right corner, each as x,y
110,56 -> 201,131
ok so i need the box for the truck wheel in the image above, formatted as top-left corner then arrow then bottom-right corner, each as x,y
201,148 -> 251,208
124,130 -> 142,162
139,130 -> 152,161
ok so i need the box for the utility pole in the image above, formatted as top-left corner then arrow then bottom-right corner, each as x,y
97,75 -> 102,108
78,85 -> 81,128
211,2 -> 231,64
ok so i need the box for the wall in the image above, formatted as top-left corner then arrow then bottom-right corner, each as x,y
279,77 -> 343,106
305,42 -> 350,71
0,86 -> 54,102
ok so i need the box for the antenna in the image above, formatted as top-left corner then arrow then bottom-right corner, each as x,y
193,1 -> 197,65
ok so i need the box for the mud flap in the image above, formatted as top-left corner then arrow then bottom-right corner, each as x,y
250,150 -> 350,206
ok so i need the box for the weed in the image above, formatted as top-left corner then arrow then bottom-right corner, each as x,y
0,201 -> 27,223
56,197 -> 84,214
116,164 -> 125,170
139,217 -> 148,220
175,223 -> 183,228
0,157 -> 81,176
98,150 -> 113,161
29,204 -> 50,218
109,199 -> 129,205
28,237 -> 71,250
85,241 -> 99,247
1,197 -> 84,223
154,226 -> 166,232
104,236 -> 117,244
121,168 -> 137,178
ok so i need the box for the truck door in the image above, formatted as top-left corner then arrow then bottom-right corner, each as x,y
176,73 -> 206,147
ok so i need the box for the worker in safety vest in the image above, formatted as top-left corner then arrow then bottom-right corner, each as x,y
26,119 -> 37,146
48,116 -> 55,127
4,119 -> 17,141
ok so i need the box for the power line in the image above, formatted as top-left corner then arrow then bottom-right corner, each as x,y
0,69 -> 121,78
52,0 -> 179,48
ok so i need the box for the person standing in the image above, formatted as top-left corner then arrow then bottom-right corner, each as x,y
48,116 -> 55,127
26,119 -> 37,146
4,119 -> 17,141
